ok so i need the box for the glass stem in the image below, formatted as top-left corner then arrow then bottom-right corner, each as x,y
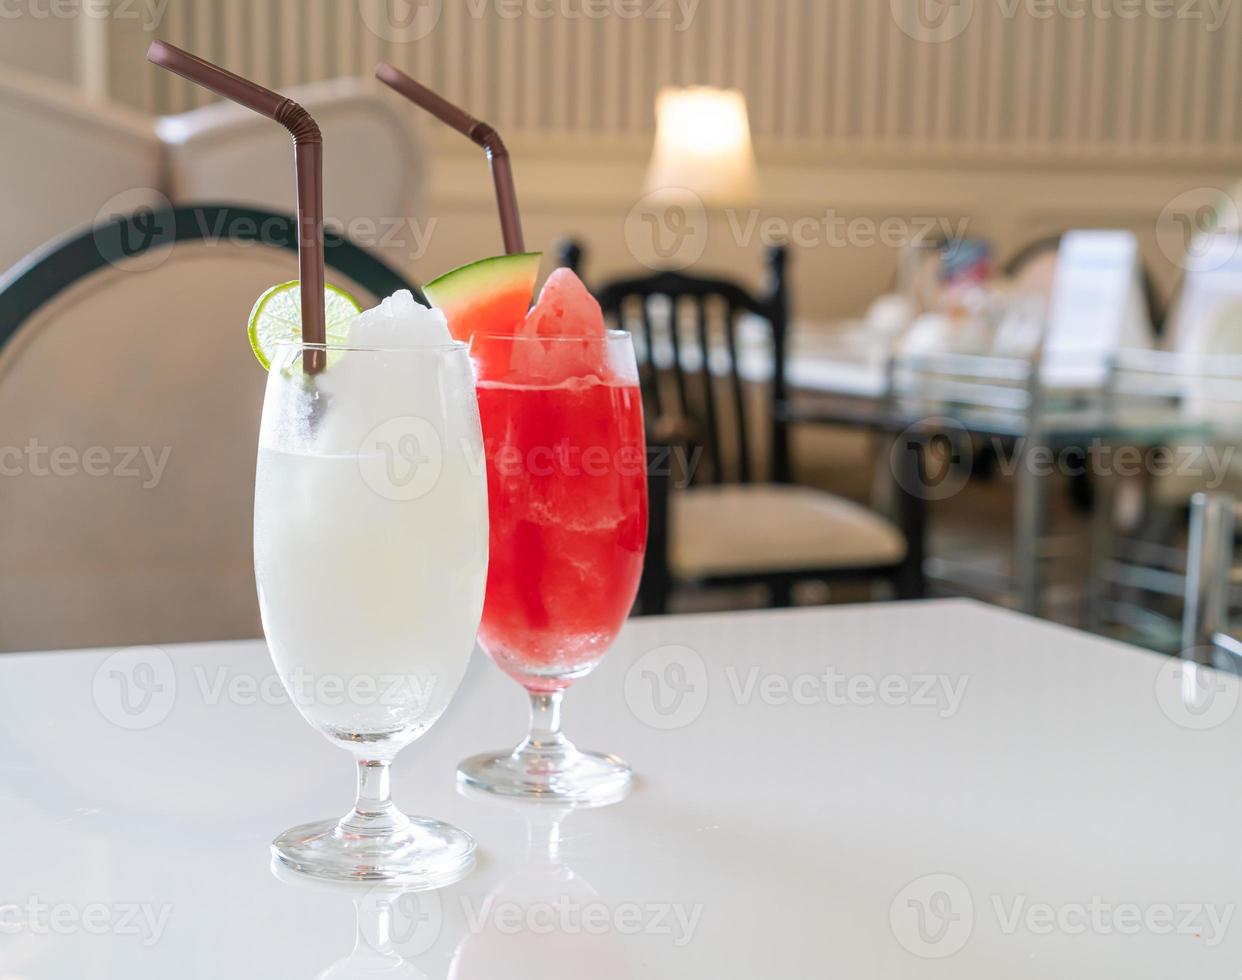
339,759 -> 410,838
526,690 -> 569,752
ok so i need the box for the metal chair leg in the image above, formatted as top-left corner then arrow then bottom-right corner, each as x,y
1183,492 -> 1238,659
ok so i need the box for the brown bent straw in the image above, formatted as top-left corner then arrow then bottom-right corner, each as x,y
147,40 -> 327,373
374,63 -> 524,255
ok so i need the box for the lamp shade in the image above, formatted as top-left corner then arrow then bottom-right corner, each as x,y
643,86 -> 757,206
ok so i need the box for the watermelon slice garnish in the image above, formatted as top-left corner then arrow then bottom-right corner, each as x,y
510,267 -> 609,384
423,251 -> 543,344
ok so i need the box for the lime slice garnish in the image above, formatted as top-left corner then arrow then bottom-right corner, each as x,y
247,281 -> 362,370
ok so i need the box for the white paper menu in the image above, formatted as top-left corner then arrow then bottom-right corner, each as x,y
1168,232 -> 1242,357
1040,230 -> 1153,388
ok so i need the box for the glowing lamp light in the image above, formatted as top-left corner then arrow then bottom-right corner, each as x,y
643,86 -> 757,206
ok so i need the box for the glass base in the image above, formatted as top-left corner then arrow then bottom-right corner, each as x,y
272,813 -> 476,888
457,742 -> 632,806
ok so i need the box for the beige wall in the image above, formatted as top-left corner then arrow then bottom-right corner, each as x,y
0,6 -> 77,83
416,135 -> 1239,320
4,0 -> 1240,317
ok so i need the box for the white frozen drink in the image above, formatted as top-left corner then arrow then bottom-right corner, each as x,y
253,291 -> 487,749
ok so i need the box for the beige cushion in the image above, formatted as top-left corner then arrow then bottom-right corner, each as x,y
157,78 -> 421,261
0,67 -> 161,274
670,483 -> 906,580
0,241 -> 391,653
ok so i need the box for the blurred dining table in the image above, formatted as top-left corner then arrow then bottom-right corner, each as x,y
0,598 -> 1237,977
724,318 -> 1219,617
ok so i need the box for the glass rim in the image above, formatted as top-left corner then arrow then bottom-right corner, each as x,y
271,339 -> 469,354
469,329 -> 631,343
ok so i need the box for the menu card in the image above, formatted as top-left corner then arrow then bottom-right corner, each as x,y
1041,230 -> 1153,388
1168,232 -> 1242,356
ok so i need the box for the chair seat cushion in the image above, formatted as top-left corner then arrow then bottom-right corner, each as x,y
670,483 -> 907,580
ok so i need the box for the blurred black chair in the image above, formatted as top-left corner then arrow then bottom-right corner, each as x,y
558,240 -> 924,614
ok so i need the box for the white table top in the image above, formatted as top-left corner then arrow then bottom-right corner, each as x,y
1,599 -> 1237,977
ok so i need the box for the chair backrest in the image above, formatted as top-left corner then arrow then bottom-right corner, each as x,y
588,246 -> 790,487
156,77 -> 423,269
1002,234 -> 1061,299
0,67 -> 162,275
0,206 -> 415,653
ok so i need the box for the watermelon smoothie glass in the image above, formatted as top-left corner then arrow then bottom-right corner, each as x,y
431,264 -> 647,805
